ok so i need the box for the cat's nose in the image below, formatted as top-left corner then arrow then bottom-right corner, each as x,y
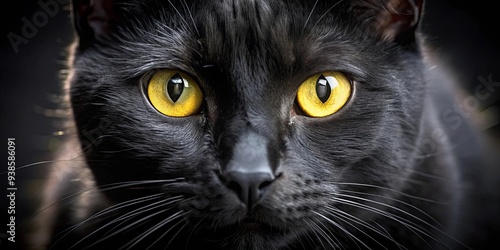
223,132 -> 276,209
226,171 -> 275,209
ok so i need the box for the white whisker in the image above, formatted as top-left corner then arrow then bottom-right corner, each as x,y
330,182 -> 448,204
325,206 -> 396,250
312,0 -> 344,29
70,196 -> 185,249
180,0 -> 199,36
167,0 -> 190,30
21,179 -> 182,232
304,218 -> 340,250
313,211 -> 371,250
335,193 -> 446,234
150,212 -> 191,250
331,196 -> 437,248
100,196 -> 187,237
302,0 -> 319,33
121,210 -> 186,250
52,193 -> 163,247
83,208 -> 169,249
339,189 -> 444,227
184,217 -> 206,249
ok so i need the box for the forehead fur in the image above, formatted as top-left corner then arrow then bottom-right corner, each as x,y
103,0 -> 370,73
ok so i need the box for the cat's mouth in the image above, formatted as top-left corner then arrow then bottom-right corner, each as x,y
195,217 -> 291,249
237,218 -> 269,232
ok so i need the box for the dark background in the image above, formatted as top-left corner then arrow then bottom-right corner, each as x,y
1,0 -> 499,249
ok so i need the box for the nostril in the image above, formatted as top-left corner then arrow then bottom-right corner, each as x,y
225,171 -> 275,209
227,180 -> 243,197
258,180 -> 273,190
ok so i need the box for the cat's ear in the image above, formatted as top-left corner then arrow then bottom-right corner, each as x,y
71,0 -> 118,47
354,0 -> 424,44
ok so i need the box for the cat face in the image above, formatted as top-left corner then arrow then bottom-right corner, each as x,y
68,0 -> 426,248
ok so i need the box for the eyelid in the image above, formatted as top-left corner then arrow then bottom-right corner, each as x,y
140,70 -> 155,90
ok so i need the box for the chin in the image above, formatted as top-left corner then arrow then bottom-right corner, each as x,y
185,220 -> 306,250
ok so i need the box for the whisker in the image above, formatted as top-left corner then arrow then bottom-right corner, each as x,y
313,211 -> 371,250
68,197 -> 182,248
330,181 -> 448,204
180,0 -> 199,36
331,196 -> 440,249
122,210 -> 186,250
335,193 -> 447,234
98,196 -> 186,238
372,221 -> 404,250
4,134 -> 115,174
410,169 -> 462,183
303,218 -> 338,250
80,198 -> 183,249
146,211 -> 191,250
304,219 -> 325,249
88,210 -> 167,249
339,189 -> 444,227
297,220 -> 319,250
165,217 -> 190,249
2,158 -> 83,174
51,193 -> 164,247
312,0 -> 344,29
302,0 -> 319,34
19,179 -> 182,231
99,179 -> 185,192
325,206 -> 395,250
167,0 -> 190,30
184,217 -> 206,250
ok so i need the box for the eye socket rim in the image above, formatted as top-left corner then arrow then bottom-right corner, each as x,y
140,69 -> 204,118
295,71 -> 355,118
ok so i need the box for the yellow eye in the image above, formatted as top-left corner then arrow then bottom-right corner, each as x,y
296,72 -> 352,117
146,69 -> 203,117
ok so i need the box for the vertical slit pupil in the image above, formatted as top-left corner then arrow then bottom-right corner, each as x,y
316,75 -> 331,103
167,73 -> 184,102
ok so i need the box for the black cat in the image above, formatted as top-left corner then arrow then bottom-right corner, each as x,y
29,0 -> 499,249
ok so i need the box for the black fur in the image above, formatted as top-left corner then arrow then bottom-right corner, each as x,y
31,0 -> 499,249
